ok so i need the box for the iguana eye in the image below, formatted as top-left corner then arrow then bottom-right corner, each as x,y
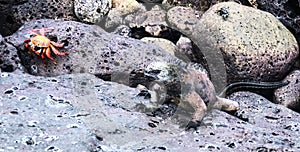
149,70 -> 161,75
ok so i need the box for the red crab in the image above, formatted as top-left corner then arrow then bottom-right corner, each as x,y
24,28 -> 69,64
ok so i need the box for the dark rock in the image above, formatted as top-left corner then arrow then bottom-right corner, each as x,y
6,19 -> 179,80
0,0 -> 77,37
274,70 -> 300,112
0,34 -> 22,72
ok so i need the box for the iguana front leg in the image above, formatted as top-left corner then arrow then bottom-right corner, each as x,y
181,91 -> 207,130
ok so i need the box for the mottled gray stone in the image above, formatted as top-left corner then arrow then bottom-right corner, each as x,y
124,5 -> 168,36
74,0 -> 112,23
167,6 -> 202,36
165,0 -> 239,12
1,72 -> 300,151
141,37 -> 176,55
192,2 -> 299,83
6,19 -> 178,78
274,70 -> 300,112
0,34 -> 22,72
256,0 -> 300,44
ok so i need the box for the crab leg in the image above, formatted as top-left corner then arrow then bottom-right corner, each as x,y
50,45 -> 69,56
51,41 -> 65,48
41,49 -> 46,64
45,47 -> 57,64
40,28 -> 54,36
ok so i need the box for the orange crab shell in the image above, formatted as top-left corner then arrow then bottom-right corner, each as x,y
29,35 -> 51,47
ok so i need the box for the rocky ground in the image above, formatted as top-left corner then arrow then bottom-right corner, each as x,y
1,71 -> 300,151
0,0 -> 300,151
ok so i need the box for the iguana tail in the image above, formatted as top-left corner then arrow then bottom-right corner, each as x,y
218,81 -> 289,98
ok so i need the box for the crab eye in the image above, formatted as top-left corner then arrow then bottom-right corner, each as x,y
34,46 -> 41,51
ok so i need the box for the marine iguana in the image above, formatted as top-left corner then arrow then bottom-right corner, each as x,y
143,61 -> 288,130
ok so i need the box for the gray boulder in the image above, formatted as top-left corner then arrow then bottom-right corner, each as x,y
274,70 -> 300,112
0,34 -> 22,72
189,2 -> 299,83
6,19 -> 178,80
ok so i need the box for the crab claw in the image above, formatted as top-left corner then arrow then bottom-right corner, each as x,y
51,41 -> 65,48
50,45 -> 69,56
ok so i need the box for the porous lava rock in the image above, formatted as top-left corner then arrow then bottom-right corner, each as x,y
193,2 -> 299,83
0,34 -> 22,72
227,91 -> 300,151
74,0 -> 112,23
1,72 -> 300,151
274,70 -> 300,112
0,0 -> 77,37
0,72 -> 157,151
6,19 -> 180,80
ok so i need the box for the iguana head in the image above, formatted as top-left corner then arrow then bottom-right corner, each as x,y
144,61 -> 178,82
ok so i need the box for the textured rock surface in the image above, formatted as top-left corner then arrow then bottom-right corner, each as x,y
0,34 -> 22,72
167,6 -> 202,36
0,72 -> 93,151
1,72 -> 300,151
0,0 -> 77,37
6,19 -> 180,79
74,0 -> 112,23
274,70 -> 300,112
228,91 -> 300,151
102,0 -> 145,30
141,37 -> 176,55
0,72 -> 155,151
256,0 -> 300,44
124,5 -> 168,33
165,0 -> 255,12
193,2 -> 299,83
112,0 -> 141,15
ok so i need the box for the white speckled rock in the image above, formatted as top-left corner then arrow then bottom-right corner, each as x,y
112,0 -> 141,15
274,70 -> 300,112
192,2 -> 299,83
74,0 -> 112,23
